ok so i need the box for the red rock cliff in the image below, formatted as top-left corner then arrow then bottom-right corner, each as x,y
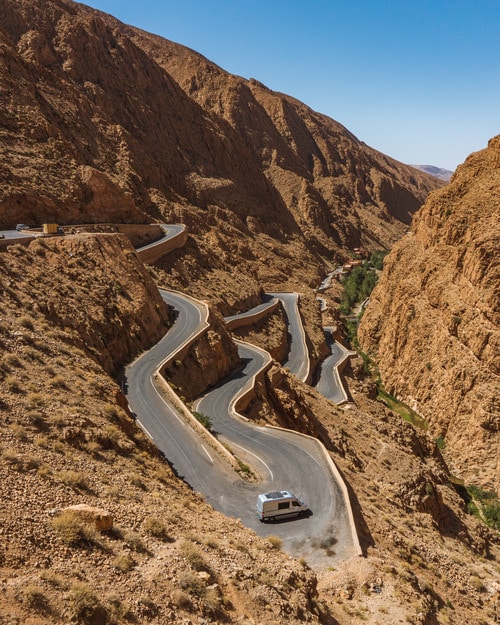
358,136 -> 500,492
0,0 -> 441,263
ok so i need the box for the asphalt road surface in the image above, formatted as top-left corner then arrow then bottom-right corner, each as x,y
123,290 -> 230,495
224,295 -> 278,327
0,229 -> 35,240
125,290 -> 356,567
314,328 -> 354,404
135,224 -> 185,252
267,292 -> 310,383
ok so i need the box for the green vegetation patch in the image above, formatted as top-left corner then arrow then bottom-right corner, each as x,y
377,388 -> 428,430
467,485 -> 500,531
193,411 -> 212,432
339,251 -> 388,315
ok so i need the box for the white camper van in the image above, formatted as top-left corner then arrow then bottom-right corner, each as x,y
256,491 -> 309,522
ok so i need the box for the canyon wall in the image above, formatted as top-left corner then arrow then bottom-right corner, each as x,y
123,21 -> 442,254
358,136 -> 500,492
1,0 -> 442,269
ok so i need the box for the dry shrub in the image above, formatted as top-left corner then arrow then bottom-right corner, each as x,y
259,570 -> 274,587
103,403 -> 118,418
23,347 -> 43,363
267,535 -> 283,550
57,470 -> 89,491
40,569 -> 68,589
203,587 -> 224,618
49,375 -> 68,389
122,529 -> 147,552
18,316 -> 34,331
137,595 -> 158,618
5,354 -> 22,367
106,594 -> 131,620
5,375 -> 21,392
47,413 -> 67,428
10,424 -> 26,441
25,454 -> 42,470
178,569 -> 206,598
143,516 -> 172,542
470,576 -> 487,593
84,440 -> 102,456
27,410 -> 46,431
37,464 -> 52,479
27,392 -> 44,407
181,539 -> 210,572
2,448 -> 23,470
112,552 -> 136,572
127,471 -> 146,490
34,434 -> 50,449
172,589 -> 193,611
204,536 -> 220,549
21,584 -> 48,611
68,582 -> 109,623
51,510 -> 106,550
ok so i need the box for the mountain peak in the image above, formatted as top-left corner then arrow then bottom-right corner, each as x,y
410,164 -> 453,181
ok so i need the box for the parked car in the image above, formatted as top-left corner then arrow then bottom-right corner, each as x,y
15,224 -> 30,231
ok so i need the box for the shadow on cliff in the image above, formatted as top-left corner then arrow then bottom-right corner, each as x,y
377,177 -> 427,225
344,473 -> 375,555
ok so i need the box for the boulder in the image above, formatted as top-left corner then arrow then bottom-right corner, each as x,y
63,503 -> 113,531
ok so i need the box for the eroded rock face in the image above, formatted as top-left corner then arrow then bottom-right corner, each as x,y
0,0 -> 441,263
0,233 -> 171,374
125,24 -> 443,253
358,136 -> 500,492
163,311 -> 240,401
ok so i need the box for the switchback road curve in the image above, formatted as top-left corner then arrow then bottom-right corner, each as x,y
125,288 -> 358,568
315,328 -> 356,404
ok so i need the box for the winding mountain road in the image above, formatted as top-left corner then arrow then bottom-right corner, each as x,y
268,292 -> 310,383
126,290 -> 356,567
123,227 -> 360,567
1,222 -> 358,564
123,290 -> 228,494
315,328 -> 356,404
224,294 -> 279,330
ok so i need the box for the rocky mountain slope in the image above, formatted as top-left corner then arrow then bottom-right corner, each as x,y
1,233 -> 498,625
0,0 -> 441,265
359,136 -> 500,493
0,1 -> 498,624
0,235 -> 322,625
114,18 -> 443,254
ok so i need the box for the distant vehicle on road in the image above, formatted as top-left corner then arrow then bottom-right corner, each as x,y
256,491 -> 309,522
15,224 -> 30,231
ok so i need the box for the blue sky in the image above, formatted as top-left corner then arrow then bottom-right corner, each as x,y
83,0 -> 499,171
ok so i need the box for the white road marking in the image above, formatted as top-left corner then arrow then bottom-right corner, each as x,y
201,445 -> 213,463
230,442 -> 274,480
151,380 -> 185,425
137,421 -> 154,442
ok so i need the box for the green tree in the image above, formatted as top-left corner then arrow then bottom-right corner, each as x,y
369,250 -> 389,270
340,262 -> 379,313
360,271 -> 378,299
